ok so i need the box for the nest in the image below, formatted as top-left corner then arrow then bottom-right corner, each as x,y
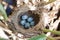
1,0 -> 60,40
8,5 -> 45,38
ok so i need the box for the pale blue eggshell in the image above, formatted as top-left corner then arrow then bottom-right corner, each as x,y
27,17 -> 33,22
20,20 -> 26,25
22,15 -> 28,20
30,21 -> 35,26
24,22 -> 30,29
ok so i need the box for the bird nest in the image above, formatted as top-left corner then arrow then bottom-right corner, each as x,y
9,5 -> 44,38
1,0 -> 60,40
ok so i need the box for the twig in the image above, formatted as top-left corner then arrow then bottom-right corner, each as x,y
47,36 -> 56,40
42,29 -> 60,35
54,37 -> 60,40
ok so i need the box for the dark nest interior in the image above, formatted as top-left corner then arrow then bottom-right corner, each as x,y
18,10 -> 40,29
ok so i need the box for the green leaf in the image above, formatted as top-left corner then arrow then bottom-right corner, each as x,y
29,34 -> 47,40
0,3 -> 8,21
0,37 -> 7,40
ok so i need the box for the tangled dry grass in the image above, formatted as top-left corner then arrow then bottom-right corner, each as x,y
0,0 -> 60,40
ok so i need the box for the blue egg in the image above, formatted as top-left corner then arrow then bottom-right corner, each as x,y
22,15 -> 28,20
27,17 -> 33,22
20,20 -> 26,26
24,22 -> 30,29
30,21 -> 35,26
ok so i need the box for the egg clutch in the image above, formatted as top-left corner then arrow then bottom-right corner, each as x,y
19,13 -> 35,29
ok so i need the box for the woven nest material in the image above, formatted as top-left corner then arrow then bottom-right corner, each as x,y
8,5 -> 45,38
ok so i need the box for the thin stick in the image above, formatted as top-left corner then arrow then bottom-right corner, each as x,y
42,29 -> 60,35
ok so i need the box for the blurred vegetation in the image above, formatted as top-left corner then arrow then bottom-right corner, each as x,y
29,34 -> 47,40
0,37 -> 7,40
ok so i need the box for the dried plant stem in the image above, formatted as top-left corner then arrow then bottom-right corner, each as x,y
47,36 -> 56,40
54,37 -> 60,40
42,29 -> 60,35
